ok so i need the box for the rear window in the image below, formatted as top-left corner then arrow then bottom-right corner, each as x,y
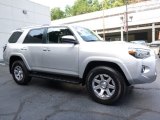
8,31 -> 23,43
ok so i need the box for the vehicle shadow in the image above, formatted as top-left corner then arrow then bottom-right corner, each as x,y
30,77 -> 87,96
29,77 -> 136,106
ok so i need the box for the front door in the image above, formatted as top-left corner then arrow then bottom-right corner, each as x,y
42,27 -> 79,76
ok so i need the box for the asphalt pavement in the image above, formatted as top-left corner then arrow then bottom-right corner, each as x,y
0,59 -> 160,120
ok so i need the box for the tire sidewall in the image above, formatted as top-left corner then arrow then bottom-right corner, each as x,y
86,66 -> 125,105
11,61 -> 29,85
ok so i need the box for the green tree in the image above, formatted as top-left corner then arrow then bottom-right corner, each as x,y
112,0 -> 125,7
128,0 -> 147,4
102,0 -> 125,9
71,0 -> 89,15
71,0 -> 100,15
50,0 -> 138,20
88,0 -> 101,12
64,5 -> 73,17
51,7 -> 65,20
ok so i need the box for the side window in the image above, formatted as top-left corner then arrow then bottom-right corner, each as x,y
8,31 -> 23,43
23,28 -> 44,43
47,27 -> 73,43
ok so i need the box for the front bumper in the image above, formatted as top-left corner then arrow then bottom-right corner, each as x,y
128,53 -> 157,84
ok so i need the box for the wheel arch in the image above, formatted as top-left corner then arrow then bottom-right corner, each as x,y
9,55 -> 30,73
82,61 -> 130,86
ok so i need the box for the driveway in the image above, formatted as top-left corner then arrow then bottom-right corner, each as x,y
0,59 -> 160,120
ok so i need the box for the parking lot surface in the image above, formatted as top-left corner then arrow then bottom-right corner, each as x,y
0,59 -> 160,120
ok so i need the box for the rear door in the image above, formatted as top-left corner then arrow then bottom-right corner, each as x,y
21,28 -> 46,70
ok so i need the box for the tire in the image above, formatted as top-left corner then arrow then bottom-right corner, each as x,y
11,60 -> 31,85
86,66 -> 126,105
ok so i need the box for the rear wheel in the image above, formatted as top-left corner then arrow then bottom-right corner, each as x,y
86,66 -> 126,105
11,60 -> 31,85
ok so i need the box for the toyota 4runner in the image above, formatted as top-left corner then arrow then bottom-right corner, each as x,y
3,25 -> 157,105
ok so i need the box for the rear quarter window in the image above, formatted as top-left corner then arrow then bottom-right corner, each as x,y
8,31 -> 23,43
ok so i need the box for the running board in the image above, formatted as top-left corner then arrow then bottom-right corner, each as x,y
29,72 -> 81,84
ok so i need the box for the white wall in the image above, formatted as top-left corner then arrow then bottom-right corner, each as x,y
0,0 -> 50,60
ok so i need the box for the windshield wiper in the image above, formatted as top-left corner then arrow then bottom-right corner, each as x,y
87,40 -> 101,42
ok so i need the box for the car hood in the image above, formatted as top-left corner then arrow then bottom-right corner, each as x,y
83,41 -> 149,51
81,41 -> 151,58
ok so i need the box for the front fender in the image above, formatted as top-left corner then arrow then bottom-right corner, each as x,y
79,56 -> 133,84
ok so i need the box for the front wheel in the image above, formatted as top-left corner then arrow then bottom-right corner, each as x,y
86,66 -> 126,105
11,60 -> 31,85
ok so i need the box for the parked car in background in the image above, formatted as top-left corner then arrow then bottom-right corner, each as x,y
149,41 -> 160,58
130,40 -> 147,46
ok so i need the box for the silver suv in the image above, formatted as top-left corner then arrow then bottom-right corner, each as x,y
3,25 -> 157,105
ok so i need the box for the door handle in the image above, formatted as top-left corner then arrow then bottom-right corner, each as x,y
43,48 -> 51,52
43,48 -> 48,51
20,47 -> 27,50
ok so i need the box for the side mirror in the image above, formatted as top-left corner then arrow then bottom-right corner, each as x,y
61,35 -> 78,44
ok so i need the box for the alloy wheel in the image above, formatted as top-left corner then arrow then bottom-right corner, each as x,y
92,74 -> 116,100
14,66 -> 24,81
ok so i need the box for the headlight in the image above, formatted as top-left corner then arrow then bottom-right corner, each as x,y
128,48 -> 150,59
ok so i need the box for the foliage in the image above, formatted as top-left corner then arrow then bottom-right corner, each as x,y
102,0 -> 125,9
64,5 -> 73,17
51,7 -> 65,20
51,0 -> 138,20
71,0 -> 100,15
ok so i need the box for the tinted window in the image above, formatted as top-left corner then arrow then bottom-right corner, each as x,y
23,28 -> 44,43
47,27 -> 73,43
8,31 -> 22,43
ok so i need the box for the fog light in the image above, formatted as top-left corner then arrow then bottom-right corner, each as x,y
141,65 -> 145,73
141,65 -> 150,73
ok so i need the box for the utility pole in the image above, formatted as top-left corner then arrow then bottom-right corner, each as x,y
121,0 -> 133,42
125,0 -> 128,42
102,0 -> 105,40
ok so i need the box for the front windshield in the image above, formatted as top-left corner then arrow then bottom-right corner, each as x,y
73,26 -> 101,42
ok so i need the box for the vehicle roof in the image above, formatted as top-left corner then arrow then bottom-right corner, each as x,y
15,24 -> 73,31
